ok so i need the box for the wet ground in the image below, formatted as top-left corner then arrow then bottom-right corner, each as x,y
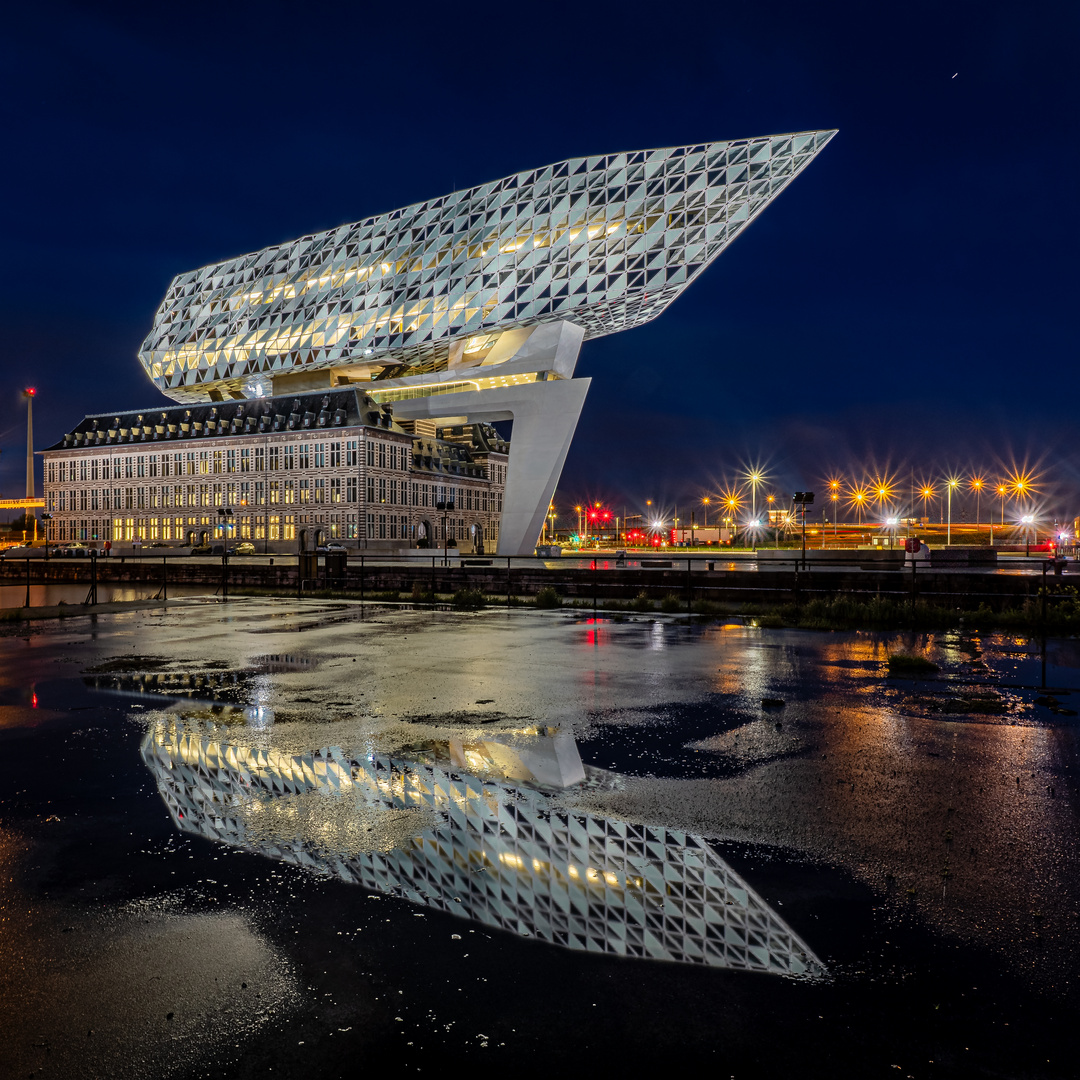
1,598 -> 1078,1078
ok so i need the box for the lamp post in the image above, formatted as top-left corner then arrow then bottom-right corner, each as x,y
946,477 -> 959,545
969,477 -> 984,534
793,491 -> 815,569
575,505 -> 583,546
41,512 -> 53,560
702,496 -> 710,528
997,484 -> 1007,526
435,499 -> 455,565
766,493 -> 777,547
745,471 -> 764,525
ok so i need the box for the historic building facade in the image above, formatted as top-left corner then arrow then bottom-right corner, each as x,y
41,388 -> 508,551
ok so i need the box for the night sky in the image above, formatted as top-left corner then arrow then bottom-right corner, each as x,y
2,2 -> 1077,522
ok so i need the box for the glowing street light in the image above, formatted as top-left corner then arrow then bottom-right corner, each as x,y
946,476 -> 960,545
996,483 -> 1008,526
919,483 -> 936,524
743,468 -> 766,525
702,495 -> 711,528
969,476 -> 984,531
848,485 -> 868,526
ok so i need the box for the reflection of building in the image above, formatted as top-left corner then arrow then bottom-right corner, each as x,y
44,133 -> 835,555
141,719 -> 822,976
42,392 -> 507,552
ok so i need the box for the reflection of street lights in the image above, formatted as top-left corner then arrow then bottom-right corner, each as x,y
946,477 -> 959,545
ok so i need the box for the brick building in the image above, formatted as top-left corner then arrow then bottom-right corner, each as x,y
41,388 -> 507,552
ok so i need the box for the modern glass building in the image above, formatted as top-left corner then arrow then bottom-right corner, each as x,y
46,131 -> 834,553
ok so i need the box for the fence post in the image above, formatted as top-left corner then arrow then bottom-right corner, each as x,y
507,556 -> 512,608
687,557 -> 692,615
162,555 -> 168,602
24,557 -> 30,609
360,555 -> 365,604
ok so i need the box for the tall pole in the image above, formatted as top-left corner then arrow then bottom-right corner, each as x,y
24,388 -> 36,498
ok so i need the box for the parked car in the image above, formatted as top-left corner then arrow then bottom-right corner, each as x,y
316,542 -> 348,553
190,543 -> 213,555
228,542 -> 256,555
59,542 -> 90,557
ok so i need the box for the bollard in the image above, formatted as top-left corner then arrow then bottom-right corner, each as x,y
24,557 -> 30,609
360,555 -> 365,605
687,558 -> 692,615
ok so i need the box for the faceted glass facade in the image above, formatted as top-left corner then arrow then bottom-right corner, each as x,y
140,131 -> 836,403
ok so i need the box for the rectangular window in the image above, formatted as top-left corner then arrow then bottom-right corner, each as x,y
314,478 -> 325,503
299,444 -> 310,469
314,443 -> 325,468
124,457 -> 134,479
149,455 -> 158,479
330,442 -> 341,468
411,482 -> 418,507
346,440 -> 357,467
330,478 -> 341,503
365,513 -> 374,539
379,443 -> 386,469
367,441 -> 375,467
366,477 -> 375,503
346,477 -> 357,503
255,481 -> 264,505
283,445 -> 295,470
379,513 -> 387,539
227,449 -> 236,473
254,447 -> 265,472
379,478 -> 386,504
80,459 -> 89,482
199,451 -> 210,475
241,449 -> 251,472
284,481 -> 294,504
270,480 -> 279,504
299,479 -> 310,503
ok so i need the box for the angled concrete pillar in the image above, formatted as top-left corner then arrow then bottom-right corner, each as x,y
389,320 -> 589,555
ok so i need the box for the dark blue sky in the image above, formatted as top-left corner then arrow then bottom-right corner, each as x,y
2,1 -> 1077,521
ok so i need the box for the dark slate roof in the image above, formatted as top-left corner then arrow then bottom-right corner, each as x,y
45,388 -> 401,451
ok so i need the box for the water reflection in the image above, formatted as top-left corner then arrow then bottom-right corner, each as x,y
140,719 -> 822,977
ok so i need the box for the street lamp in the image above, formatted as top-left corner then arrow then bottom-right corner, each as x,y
574,505 -> 583,545
997,483 -> 1008,526
701,496 -> 710,528
40,512 -> 53,560
435,499 -> 455,565
792,491 -> 815,569
946,477 -> 959,545
744,469 -> 765,525
969,477 -> 984,533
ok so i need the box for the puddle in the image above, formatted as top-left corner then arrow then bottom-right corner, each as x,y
1,598 -> 1078,1076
